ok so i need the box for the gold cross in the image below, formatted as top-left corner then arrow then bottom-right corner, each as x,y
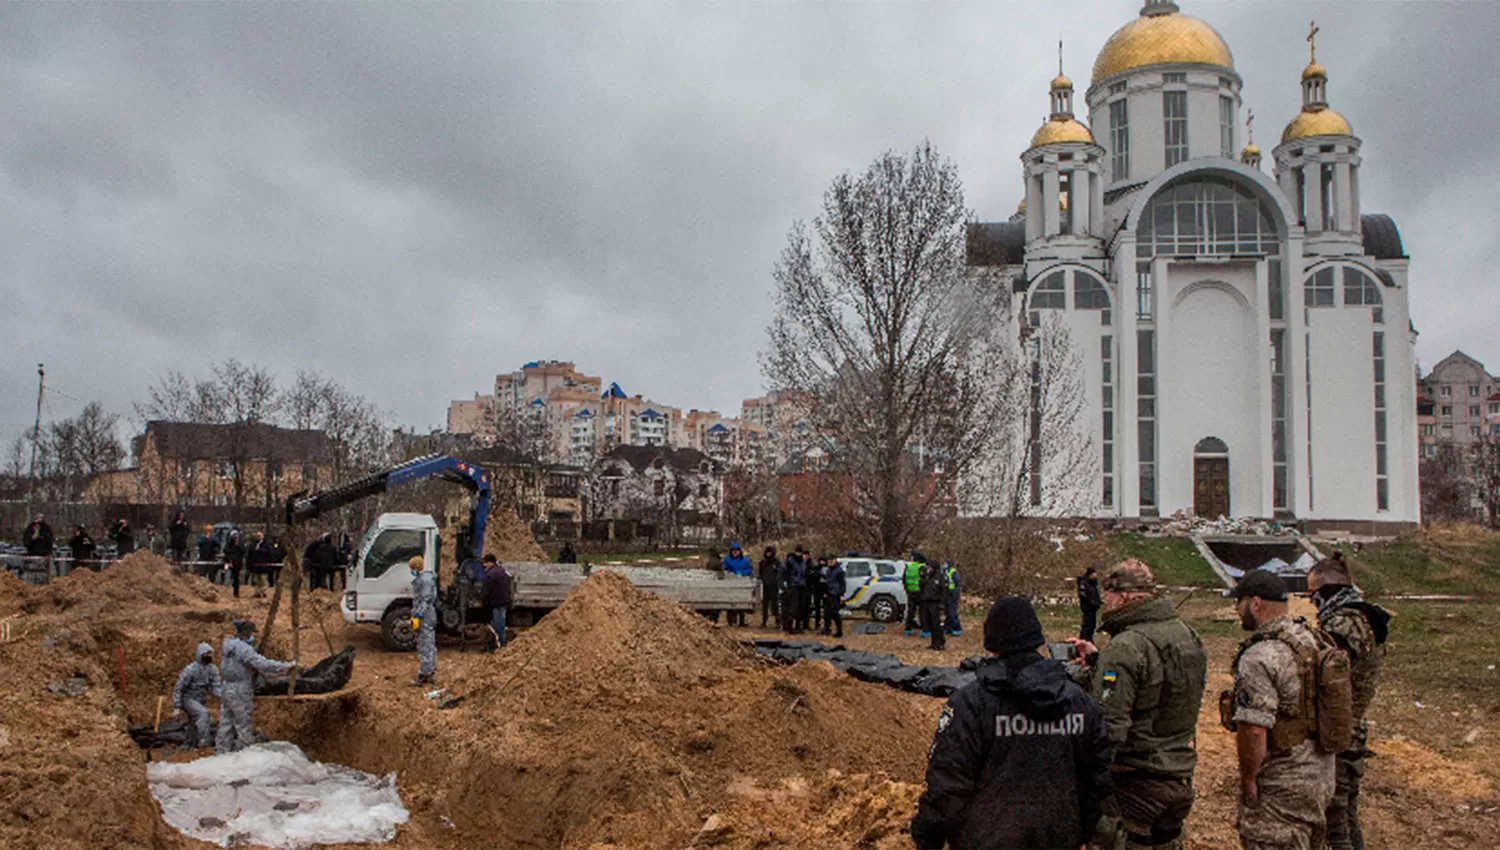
1246,110 -> 1255,144
1307,21 -> 1320,63
1058,40 -> 1064,76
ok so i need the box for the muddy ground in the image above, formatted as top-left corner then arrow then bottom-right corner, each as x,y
1,554 -> 1496,849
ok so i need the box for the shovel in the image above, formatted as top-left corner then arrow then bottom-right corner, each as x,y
153,678 -> 166,733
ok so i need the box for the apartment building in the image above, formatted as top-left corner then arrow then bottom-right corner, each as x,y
1419,352 -> 1497,455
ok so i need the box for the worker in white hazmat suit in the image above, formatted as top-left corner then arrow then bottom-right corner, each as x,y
216,620 -> 296,753
409,555 -> 438,686
172,642 -> 222,749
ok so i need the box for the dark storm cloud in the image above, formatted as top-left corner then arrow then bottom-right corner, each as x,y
1,1 -> 1495,444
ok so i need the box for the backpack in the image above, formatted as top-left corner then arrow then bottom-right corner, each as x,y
1268,626 -> 1354,755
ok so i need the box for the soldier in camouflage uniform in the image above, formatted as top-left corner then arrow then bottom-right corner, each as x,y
1308,553 -> 1389,850
1226,571 -> 1335,850
1068,559 -> 1207,850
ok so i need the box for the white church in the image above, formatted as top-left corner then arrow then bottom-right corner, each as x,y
968,0 -> 1418,529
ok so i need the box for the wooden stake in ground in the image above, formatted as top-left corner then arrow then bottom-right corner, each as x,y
289,549 -> 301,698
260,560 -> 285,651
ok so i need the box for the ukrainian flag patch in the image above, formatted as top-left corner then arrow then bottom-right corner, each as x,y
1102,671 -> 1118,684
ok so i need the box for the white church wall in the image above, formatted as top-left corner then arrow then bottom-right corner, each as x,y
1381,262 -> 1420,522
1307,308 -> 1378,519
1158,267 -> 1264,517
1056,308 -> 1108,515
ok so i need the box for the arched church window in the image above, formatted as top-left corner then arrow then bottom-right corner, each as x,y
1027,272 -> 1066,326
1305,267 -> 1335,307
1031,272 -> 1066,309
1343,267 -> 1384,324
1136,176 -> 1281,259
1074,273 -> 1110,309
1194,437 -> 1229,454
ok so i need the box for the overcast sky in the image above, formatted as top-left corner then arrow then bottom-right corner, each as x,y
2,0 -> 1497,447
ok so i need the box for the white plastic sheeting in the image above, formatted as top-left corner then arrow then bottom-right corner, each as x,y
148,742 -> 408,848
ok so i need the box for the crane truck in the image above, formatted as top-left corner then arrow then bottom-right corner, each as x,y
286,453 -> 757,651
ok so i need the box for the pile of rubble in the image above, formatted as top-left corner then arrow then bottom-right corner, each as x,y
1146,512 -> 1298,537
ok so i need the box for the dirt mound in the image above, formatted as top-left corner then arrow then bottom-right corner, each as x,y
475,569 -> 751,703
266,570 -> 937,848
14,551 -> 224,618
485,506 -> 547,562
439,502 -> 547,567
0,553 -> 243,849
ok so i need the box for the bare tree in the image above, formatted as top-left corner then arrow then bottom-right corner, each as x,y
45,402 -> 126,500
4,437 -> 26,479
961,312 -> 1097,575
136,371 -> 218,424
1471,438 -> 1500,528
481,401 -> 553,462
1421,442 -> 1473,523
763,142 -> 1013,554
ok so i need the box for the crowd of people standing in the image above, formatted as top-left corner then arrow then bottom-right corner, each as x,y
12,511 -> 355,596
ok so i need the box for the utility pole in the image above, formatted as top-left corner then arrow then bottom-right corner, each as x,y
25,363 -> 45,515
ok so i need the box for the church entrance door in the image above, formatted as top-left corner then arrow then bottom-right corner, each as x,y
1193,437 -> 1230,518
1194,458 -> 1229,517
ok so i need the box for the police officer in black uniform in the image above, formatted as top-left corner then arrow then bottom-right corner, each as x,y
912,596 -> 1116,849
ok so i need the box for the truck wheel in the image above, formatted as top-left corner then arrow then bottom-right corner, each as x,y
381,603 -> 417,652
870,594 -> 900,623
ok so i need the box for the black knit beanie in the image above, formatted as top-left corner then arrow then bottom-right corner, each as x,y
983,596 -> 1046,657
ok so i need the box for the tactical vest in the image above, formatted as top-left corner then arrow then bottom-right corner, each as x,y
1128,617 -> 1208,740
1223,620 -> 1354,756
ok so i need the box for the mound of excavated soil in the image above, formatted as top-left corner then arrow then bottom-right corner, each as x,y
272,570 -> 936,848
0,552 -> 250,850
439,503 -> 548,569
11,551 -> 225,618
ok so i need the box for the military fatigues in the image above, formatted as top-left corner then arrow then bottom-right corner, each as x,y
1072,594 -> 1206,849
215,636 -> 293,753
412,569 -> 438,679
1318,592 -> 1386,850
172,642 -> 222,749
1231,616 -> 1336,850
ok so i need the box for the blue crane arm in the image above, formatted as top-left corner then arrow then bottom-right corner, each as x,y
285,454 -> 492,561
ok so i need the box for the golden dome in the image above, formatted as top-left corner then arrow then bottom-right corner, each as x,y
1241,141 -> 1260,156
1017,198 -> 1027,214
1051,73 -> 1073,91
1302,62 -> 1326,81
1091,10 -> 1235,86
1030,117 -> 1095,148
1281,107 -> 1352,142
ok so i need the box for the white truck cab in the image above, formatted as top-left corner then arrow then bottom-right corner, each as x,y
341,513 -> 439,640
839,558 -> 908,622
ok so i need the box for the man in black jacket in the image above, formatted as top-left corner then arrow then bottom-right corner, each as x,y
223,531 -> 246,597
109,519 -> 135,557
757,546 -> 782,628
912,596 -> 1116,850
23,515 -> 54,558
168,511 -> 191,563
1077,565 -> 1102,641
196,526 -> 221,579
917,555 -> 948,651
480,554 -> 513,651
68,525 -> 96,567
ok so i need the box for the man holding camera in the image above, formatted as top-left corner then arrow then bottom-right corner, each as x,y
1068,559 -> 1208,850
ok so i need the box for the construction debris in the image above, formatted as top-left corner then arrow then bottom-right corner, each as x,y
1146,512 -> 1297,537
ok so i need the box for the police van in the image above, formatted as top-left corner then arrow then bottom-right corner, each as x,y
838,557 -> 909,622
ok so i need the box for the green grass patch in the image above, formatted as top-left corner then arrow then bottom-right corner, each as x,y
1321,528 -> 1500,597
1105,533 -> 1221,588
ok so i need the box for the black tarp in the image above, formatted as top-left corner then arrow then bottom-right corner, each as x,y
254,646 -> 357,697
749,639 -> 976,698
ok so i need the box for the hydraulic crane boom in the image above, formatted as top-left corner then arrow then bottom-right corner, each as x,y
284,454 -> 493,561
